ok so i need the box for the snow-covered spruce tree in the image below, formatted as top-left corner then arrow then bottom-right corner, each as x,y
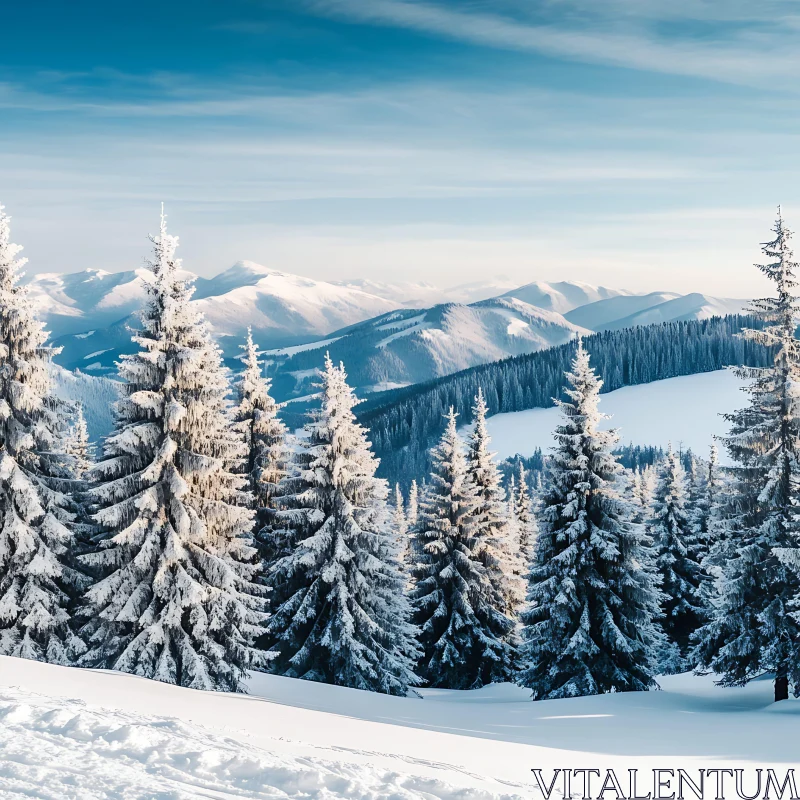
392,482 -> 414,576
687,449 -> 719,562
467,389 -> 525,628
412,407 -> 515,689
695,211 -> 800,702
518,340 -> 662,699
407,479 -> 419,528
231,327 -> 288,549
696,445 -> 725,606
513,462 -> 537,563
393,483 -> 407,539
262,355 -> 419,695
64,403 -> 94,480
77,210 -> 269,691
649,444 -> 707,670
630,467 -> 652,524
0,204 -> 86,664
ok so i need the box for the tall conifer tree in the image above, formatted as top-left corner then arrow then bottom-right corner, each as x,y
65,403 -> 94,480
696,445 -> 726,607
263,356 -> 419,695
231,327 -> 288,550
649,444 -> 707,670
695,211 -> 800,701
412,408 -> 515,688
77,209 -> 269,691
467,389 -> 525,627
513,463 -> 537,563
407,479 -> 419,528
518,341 -> 661,699
392,483 -> 414,576
0,205 -> 86,664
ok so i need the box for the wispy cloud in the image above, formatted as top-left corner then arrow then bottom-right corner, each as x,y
2,1 -> 797,292
307,0 -> 800,87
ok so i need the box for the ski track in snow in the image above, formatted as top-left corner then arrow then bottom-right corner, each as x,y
0,685 -> 519,800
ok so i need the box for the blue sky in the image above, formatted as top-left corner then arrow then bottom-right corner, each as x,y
3,0 -> 800,295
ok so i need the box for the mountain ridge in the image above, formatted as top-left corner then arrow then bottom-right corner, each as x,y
32,265 -> 750,395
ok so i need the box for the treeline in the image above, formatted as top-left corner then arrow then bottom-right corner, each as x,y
357,316 -> 771,487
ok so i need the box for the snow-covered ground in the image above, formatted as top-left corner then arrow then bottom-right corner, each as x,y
484,369 -> 747,462
0,656 -> 798,798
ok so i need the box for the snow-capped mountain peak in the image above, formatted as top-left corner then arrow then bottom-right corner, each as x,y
502,280 -> 632,315
192,260 -> 274,299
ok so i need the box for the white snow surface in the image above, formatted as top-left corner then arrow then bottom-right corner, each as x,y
263,336 -> 343,358
566,292 -> 748,332
502,280 -> 632,315
192,262 -> 398,341
27,261 -> 400,342
483,369 -> 747,462
0,656 -> 797,799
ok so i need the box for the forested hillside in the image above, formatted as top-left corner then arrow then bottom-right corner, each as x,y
352,315 -> 769,486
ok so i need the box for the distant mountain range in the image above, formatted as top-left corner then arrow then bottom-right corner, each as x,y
331,278 -> 519,307
564,292 -> 747,331
503,280 -> 632,314
27,264 -> 748,398
265,297 -> 588,402
28,262 -> 398,344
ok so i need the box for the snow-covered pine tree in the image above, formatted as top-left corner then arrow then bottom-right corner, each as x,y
649,444 -> 707,670
263,355 -> 419,695
630,467 -> 650,523
412,407 -> 515,689
231,327 -> 288,549
77,209 -> 269,692
696,444 -> 725,606
513,462 -> 537,563
695,211 -> 800,702
64,403 -> 94,480
392,482 -> 414,576
407,479 -> 419,528
504,484 -> 529,615
0,204 -> 86,664
394,483 -> 407,538
506,480 -> 519,549
687,449 -> 719,560
518,340 -> 662,699
467,389 -> 525,630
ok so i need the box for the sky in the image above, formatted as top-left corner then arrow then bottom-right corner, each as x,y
3,1 -> 800,296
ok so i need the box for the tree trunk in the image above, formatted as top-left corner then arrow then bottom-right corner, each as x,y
775,674 -> 789,702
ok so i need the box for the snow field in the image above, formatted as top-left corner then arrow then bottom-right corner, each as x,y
1,658 -> 799,799
483,370 -> 747,463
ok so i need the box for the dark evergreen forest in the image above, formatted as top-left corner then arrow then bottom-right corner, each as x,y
339,315 -> 770,486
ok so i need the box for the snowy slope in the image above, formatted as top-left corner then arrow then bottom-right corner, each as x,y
266,298 -> 588,402
29,261 -> 398,351
564,291 -> 681,330
605,292 -> 748,330
481,370 -> 747,462
193,261 -> 398,344
26,269 -> 150,337
48,364 -> 123,443
49,262 -> 401,375
336,278 -> 619,309
567,292 -> 748,331
0,656 -> 795,799
502,280 -> 631,314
